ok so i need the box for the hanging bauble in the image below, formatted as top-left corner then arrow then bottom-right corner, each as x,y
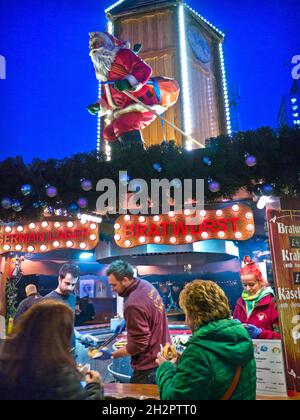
68,203 -> 79,214
129,179 -> 144,193
245,155 -> 257,167
21,184 -> 32,196
170,179 -> 182,190
262,184 -> 274,196
202,157 -> 212,166
1,197 -> 12,209
81,179 -> 93,192
32,201 -> 40,209
119,173 -> 131,184
12,200 -> 23,212
77,198 -> 88,209
253,184 -> 263,197
46,186 -> 58,198
44,206 -> 53,216
208,180 -> 220,193
153,163 -> 162,173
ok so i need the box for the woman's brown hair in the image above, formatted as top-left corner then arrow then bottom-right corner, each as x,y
179,280 -> 231,330
1,300 -> 76,385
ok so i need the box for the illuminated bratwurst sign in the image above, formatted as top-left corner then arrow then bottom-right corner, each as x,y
114,204 -> 255,249
0,220 -> 99,254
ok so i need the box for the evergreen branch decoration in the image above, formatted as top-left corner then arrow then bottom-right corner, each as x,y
0,127 -> 299,222
5,278 -> 18,322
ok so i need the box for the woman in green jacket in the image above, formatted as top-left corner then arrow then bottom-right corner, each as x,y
156,280 -> 256,400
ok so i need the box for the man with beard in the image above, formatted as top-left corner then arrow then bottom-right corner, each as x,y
88,31 -> 166,146
44,264 -> 98,352
106,260 -> 171,384
44,264 -> 80,313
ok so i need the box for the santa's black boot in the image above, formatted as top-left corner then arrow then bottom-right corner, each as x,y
118,130 -> 145,148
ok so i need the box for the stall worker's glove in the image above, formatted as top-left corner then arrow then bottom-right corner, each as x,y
113,319 -> 126,334
114,79 -> 132,92
78,334 -> 100,348
244,324 -> 262,339
87,103 -> 100,115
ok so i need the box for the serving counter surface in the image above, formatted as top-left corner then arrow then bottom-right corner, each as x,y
103,383 -> 300,400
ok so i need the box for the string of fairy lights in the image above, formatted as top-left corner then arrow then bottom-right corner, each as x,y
113,204 -> 255,248
0,220 -> 100,254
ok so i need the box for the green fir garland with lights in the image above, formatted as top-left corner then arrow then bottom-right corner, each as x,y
0,126 -> 300,222
5,276 -> 18,324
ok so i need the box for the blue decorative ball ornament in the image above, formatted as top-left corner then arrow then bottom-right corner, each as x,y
46,186 -> 58,198
202,157 -> 212,166
12,200 -> 23,212
171,179 -> 182,190
44,207 -> 53,216
245,155 -> 257,167
33,201 -> 40,209
68,203 -> 79,214
81,179 -> 93,192
78,198 -> 88,209
262,184 -> 274,196
153,163 -> 162,172
129,179 -> 144,193
208,180 -> 220,193
119,174 -> 131,184
1,197 -> 12,209
21,184 -> 32,196
253,185 -> 263,197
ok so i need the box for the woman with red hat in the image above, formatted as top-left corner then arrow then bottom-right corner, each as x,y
233,256 -> 281,339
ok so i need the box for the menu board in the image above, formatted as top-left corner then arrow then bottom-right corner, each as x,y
267,209 -> 300,396
253,339 -> 287,396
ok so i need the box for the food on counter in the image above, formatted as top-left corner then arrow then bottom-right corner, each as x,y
88,347 -> 102,359
114,339 -> 127,349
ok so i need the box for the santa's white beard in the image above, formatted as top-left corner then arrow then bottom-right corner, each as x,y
89,46 -> 119,81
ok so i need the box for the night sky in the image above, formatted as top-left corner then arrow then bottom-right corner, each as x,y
0,0 -> 299,162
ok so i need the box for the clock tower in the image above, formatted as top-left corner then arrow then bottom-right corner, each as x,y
103,0 -> 231,149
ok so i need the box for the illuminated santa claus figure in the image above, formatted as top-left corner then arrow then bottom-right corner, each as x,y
88,31 -> 179,146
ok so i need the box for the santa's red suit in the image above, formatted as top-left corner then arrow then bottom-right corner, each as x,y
90,33 -> 165,142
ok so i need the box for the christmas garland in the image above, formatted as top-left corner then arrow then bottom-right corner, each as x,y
0,126 -> 299,222
5,277 -> 18,324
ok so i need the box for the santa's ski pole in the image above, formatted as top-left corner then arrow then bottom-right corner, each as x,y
99,80 -> 204,148
122,90 -> 204,149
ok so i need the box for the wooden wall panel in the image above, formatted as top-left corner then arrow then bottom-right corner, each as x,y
118,11 -> 175,52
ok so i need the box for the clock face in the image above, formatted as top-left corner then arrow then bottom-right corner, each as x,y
187,26 -> 211,64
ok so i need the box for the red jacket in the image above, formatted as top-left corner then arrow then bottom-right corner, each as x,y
233,294 -> 281,339
100,48 -> 160,113
123,278 -> 171,371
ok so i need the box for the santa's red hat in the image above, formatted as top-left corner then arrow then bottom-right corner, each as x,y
240,256 -> 269,286
89,31 -> 129,49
